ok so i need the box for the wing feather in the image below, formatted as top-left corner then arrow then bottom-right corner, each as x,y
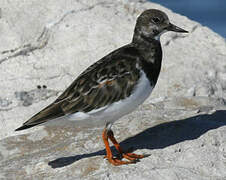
15,45 -> 142,131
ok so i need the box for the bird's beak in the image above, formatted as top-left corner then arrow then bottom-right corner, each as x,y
167,23 -> 188,33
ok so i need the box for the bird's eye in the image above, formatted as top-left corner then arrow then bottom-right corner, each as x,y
152,17 -> 161,23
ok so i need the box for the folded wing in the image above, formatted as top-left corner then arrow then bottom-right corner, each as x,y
15,46 -> 142,131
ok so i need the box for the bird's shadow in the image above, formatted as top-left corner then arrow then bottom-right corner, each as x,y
48,110 -> 226,168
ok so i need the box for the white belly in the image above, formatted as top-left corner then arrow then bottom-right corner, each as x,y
94,71 -> 153,124
47,71 -> 153,128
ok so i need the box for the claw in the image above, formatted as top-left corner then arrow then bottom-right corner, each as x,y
107,157 -> 137,166
122,153 -> 143,161
102,128 -> 148,166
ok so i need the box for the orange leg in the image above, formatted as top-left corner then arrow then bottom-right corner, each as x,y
102,128 -> 135,165
107,129 -> 144,161
102,128 -> 144,166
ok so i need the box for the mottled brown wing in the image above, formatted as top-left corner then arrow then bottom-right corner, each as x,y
15,45 -> 142,131
56,56 -> 141,114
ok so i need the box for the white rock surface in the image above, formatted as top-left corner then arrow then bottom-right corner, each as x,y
0,0 -> 226,139
0,96 -> 226,179
0,0 -> 226,179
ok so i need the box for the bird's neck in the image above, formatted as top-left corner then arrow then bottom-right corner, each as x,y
132,32 -> 163,84
132,32 -> 162,64
132,32 -> 158,45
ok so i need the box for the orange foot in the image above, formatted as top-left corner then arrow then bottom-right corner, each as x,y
121,152 -> 145,161
102,128 -> 146,166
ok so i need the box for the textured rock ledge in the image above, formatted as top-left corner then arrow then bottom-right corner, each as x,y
0,96 -> 226,180
0,0 -> 226,139
0,0 -> 226,179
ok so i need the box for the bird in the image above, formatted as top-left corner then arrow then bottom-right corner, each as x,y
15,9 -> 188,166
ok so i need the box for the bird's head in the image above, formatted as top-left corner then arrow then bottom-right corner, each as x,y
134,9 -> 188,42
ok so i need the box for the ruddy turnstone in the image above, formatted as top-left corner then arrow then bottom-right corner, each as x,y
15,9 -> 188,165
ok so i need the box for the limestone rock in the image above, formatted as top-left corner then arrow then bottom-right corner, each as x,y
0,0 -> 226,179
0,96 -> 226,179
0,0 -> 226,138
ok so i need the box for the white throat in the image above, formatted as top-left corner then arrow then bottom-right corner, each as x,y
154,30 -> 167,41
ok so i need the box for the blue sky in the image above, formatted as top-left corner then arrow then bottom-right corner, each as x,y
149,0 -> 226,38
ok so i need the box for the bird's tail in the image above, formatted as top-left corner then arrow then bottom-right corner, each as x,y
15,103 -> 65,131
